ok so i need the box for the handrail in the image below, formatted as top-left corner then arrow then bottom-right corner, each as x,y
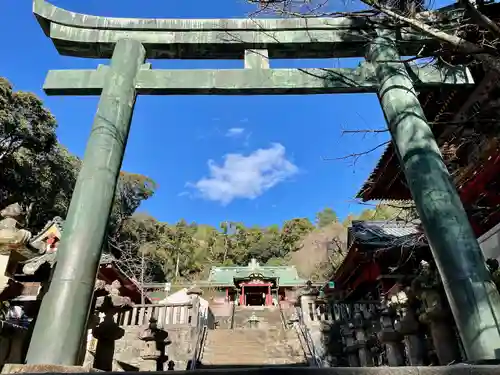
230,301 -> 236,330
188,325 -> 207,370
294,307 -> 323,367
188,300 -> 208,371
278,303 -> 289,331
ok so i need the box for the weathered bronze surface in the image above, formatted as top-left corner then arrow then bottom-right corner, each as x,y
367,28 -> 500,361
25,38 -> 146,365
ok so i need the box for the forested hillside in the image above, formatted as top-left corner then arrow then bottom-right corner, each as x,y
0,78 -> 413,284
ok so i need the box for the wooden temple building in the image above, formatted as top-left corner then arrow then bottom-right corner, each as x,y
206,259 -> 307,307
328,221 -> 427,302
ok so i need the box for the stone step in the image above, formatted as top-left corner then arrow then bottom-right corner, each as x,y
197,363 -> 309,369
202,325 -> 304,367
188,366 -> 500,374
202,359 -> 305,365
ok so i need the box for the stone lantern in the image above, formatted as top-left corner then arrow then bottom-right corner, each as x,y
91,280 -> 132,371
248,312 -> 260,328
0,203 -> 33,300
139,317 -> 171,371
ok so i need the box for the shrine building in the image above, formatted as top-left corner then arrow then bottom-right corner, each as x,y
206,259 -> 307,307
11,216 -> 148,305
325,220 -> 428,302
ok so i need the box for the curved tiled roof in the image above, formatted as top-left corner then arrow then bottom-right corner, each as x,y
208,259 -> 306,287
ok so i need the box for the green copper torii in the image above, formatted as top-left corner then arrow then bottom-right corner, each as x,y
29,0 -> 500,364
367,29 -> 500,360
25,39 -> 146,365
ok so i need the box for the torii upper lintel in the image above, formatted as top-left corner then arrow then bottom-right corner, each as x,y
34,0 -> 439,59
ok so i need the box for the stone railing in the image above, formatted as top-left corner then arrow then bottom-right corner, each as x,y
291,306 -> 325,367
116,302 -> 194,327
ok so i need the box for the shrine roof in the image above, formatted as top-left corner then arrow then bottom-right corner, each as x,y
347,220 -> 424,249
207,259 -> 306,287
331,220 -> 426,288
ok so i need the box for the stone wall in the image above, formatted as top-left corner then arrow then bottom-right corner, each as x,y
83,326 -> 192,371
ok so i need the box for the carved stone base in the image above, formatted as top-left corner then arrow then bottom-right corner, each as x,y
1,364 -> 102,373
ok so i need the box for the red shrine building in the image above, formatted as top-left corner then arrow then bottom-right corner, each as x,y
325,221 -> 428,301
205,259 -> 307,307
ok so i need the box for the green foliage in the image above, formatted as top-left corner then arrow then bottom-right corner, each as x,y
316,207 -> 338,227
281,218 -> 314,253
0,78 -> 157,234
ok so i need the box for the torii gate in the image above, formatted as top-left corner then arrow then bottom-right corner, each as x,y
28,0 -> 500,365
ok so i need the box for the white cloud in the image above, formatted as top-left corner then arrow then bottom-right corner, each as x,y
190,143 -> 298,205
225,127 -> 245,137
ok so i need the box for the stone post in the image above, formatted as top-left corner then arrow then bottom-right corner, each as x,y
353,305 -> 373,367
377,304 -> 404,366
412,261 -> 462,365
187,288 -> 202,361
25,39 -> 146,365
299,285 -> 319,326
341,322 -> 360,367
139,317 -> 171,371
91,281 -> 132,371
367,28 -> 500,361
419,288 -> 461,365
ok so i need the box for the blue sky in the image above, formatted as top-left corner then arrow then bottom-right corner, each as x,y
1,0 -> 453,227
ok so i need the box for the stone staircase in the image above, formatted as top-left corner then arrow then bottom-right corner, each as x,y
231,305 -> 285,329
200,327 -> 307,367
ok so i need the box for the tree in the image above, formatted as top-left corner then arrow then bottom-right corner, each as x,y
109,212 -> 166,284
109,172 -> 157,236
250,0 -> 500,74
316,208 -> 338,228
281,218 -> 315,253
1,77 -> 159,290
0,78 -> 56,164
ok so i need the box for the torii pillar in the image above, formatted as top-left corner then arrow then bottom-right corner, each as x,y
367,28 -> 500,361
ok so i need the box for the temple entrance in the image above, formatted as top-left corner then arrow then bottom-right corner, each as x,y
244,286 -> 268,306
237,269 -> 274,306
